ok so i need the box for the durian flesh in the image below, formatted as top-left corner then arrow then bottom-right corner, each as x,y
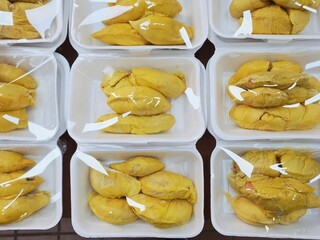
0,150 -> 35,173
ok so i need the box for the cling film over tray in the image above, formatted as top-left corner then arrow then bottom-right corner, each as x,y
87,155 -> 197,228
82,0 -> 193,46
225,148 -> 320,226
0,150 -> 52,225
0,0 -> 60,40
230,0 -> 320,35
95,66 -> 186,134
227,59 -> 320,131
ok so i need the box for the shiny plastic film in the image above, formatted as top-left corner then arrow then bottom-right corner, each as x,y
71,148 -> 203,237
227,59 -> 320,131
71,0 -> 208,50
211,144 -> 320,239
0,0 -> 62,44
0,146 -> 62,228
68,57 -> 205,144
0,54 -> 59,141
209,0 -> 320,40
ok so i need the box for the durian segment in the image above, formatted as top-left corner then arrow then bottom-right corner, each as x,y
130,67 -> 186,98
107,86 -> 171,116
128,194 -> 193,228
91,23 -> 150,46
96,113 -> 175,134
139,170 -> 197,204
129,15 -> 193,45
88,192 -> 138,225
89,167 -> 141,198
109,156 -> 165,177
0,151 -> 35,173
0,191 -> 50,224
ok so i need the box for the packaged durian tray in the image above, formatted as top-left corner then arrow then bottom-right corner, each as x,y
209,0 -> 320,42
67,0 -> 209,238
211,141 -> 320,239
0,0 -> 69,230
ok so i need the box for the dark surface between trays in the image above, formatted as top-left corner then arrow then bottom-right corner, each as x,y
0,38 -> 295,240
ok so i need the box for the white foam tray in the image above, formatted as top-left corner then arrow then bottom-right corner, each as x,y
70,0 -> 208,52
0,53 -> 59,142
211,142 -> 320,239
208,48 -> 320,141
209,0 -> 320,41
68,56 -> 206,144
0,0 -> 64,46
71,147 -> 204,238
0,143 -> 62,230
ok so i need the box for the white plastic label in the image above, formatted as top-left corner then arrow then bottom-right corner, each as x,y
25,0 -> 60,39
305,93 -> 320,105
2,114 -> 19,125
305,60 -> 320,70
228,86 -> 245,101
82,116 -> 119,133
0,11 -> 13,26
233,10 -> 252,38
51,192 -> 62,203
294,2 -> 317,13
126,197 -> 145,212
184,88 -> 200,109
219,147 -> 254,178
0,148 -> 60,187
28,122 -> 57,141
179,27 -> 192,49
79,6 -> 133,27
310,174 -> 320,184
269,163 -> 288,175
76,151 -> 109,176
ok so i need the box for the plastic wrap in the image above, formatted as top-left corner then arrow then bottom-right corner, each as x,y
211,142 -> 320,239
0,53 -> 60,141
0,145 -> 62,230
67,56 -> 206,144
71,147 -> 204,238
209,0 -> 320,41
70,0 -> 208,51
208,48 -> 320,140
0,0 -> 63,44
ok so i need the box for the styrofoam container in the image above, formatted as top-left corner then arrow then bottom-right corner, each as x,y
71,147 -> 204,238
208,48 -> 320,141
0,53 -> 59,142
209,0 -> 320,42
0,0 -> 64,46
211,141 -> 320,239
67,56 -> 206,144
0,143 -> 62,230
70,0 -> 208,52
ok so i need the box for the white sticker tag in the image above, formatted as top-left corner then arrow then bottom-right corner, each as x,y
79,6 -> 133,27
25,0 -> 60,39
282,103 -> 301,108
122,111 -> 131,118
185,88 -> 200,110
233,10 -> 253,38
179,27 -> 192,48
2,114 -> 19,125
305,60 -> 320,70
0,148 -> 61,187
305,93 -> 320,105
103,65 -> 115,77
77,151 -> 109,176
28,122 -> 56,141
126,197 -> 145,212
51,192 -> 62,203
270,163 -> 288,175
82,116 -> 119,133
219,147 -> 254,178
228,86 -> 245,101
288,82 -> 297,90
302,5 -> 317,13
0,11 -> 13,26
90,0 -> 117,2
310,174 -> 320,184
